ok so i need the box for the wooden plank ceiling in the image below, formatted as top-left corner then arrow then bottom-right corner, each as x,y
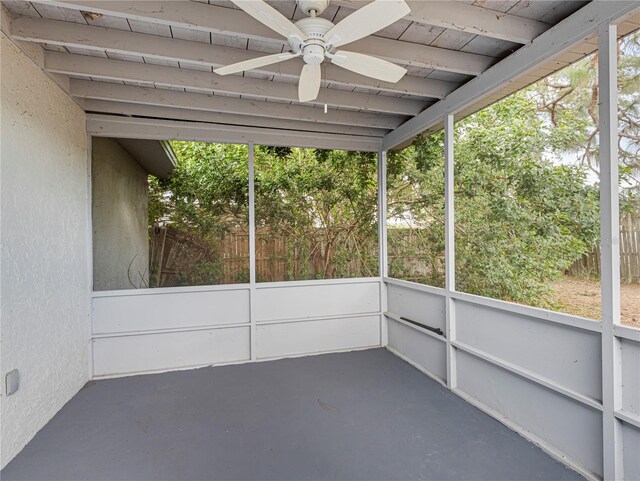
2,0 -> 589,147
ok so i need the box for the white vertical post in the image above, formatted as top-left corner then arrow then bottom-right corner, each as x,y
378,150 -> 388,279
86,134 -> 94,379
444,114 -> 457,389
248,142 -> 257,361
598,22 -> 622,481
378,150 -> 389,346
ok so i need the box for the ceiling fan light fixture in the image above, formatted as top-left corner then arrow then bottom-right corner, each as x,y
303,44 -> 325,65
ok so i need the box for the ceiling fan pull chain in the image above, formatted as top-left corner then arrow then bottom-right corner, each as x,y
323,61 -> 328,114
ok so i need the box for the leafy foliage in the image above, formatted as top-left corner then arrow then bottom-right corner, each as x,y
254,146 -> 379,281
149,90 -> 601,303
148,143 -> 250,286
164,142 -> 250,235
530,31 -> 640,212
453,94 -> 600,307
387,132 -> 445,287
147,32 -> 640,306
149,143 -> 379,284
388,93 -> 600,308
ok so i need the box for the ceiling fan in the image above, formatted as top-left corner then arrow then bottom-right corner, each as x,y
214,0 -> 411,103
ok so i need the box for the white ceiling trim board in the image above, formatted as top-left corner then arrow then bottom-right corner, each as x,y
83,99 -> 389,138
71,79 -> 404,130
86,114 -> 384,151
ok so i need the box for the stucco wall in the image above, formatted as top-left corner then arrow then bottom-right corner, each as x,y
0,33 -> 90,468
92,138 -> 149,291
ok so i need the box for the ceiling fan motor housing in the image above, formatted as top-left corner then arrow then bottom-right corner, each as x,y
292,16 -> 334,64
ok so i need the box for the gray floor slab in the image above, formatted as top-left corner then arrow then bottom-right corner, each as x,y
3,348 -> 584,481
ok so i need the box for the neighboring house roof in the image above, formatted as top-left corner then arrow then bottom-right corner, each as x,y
115,139 -> 177,179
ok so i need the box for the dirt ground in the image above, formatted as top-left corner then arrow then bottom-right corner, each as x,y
552,276 -> 640,328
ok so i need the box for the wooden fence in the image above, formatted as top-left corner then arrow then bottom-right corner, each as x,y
150,214 -> 640,287
149,225 -> 250,287
567,214 -> 640,283
149,225 -> 377,286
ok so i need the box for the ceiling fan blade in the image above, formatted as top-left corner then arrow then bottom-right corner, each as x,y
332,50 -> 407,83
323,0 -> 410,48
214,52 -> 297,76
231,0 -> 305,42
298,64 -> 321,102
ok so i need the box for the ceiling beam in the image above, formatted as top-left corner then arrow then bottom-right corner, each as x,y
22,19 -> 456,99
43,51 -> 426,116
382,0 -> 640,150
331,1 -> 550,44
0,5 -> 74,97
23,2 -> 495,75
83,99 -> 389,138
70,79 -> 405,130
86,114 -> 383,151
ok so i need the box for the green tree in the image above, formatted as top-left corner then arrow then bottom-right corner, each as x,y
531,31 -> 640,210
254,147 -> 378,281
454,94 -> 600,306
150,92 -> 601,304
148,143 -> 250,286
386,132 -> 446,287
388,93 -> 601,308
149,143 -> 379,284
150,51 -> 631,304
164,142 -> 250,234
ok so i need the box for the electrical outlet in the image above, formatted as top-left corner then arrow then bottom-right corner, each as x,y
6,369 -> 19,396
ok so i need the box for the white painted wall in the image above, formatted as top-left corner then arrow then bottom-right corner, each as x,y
0,33 -> 90,468
92,137 -> 149,291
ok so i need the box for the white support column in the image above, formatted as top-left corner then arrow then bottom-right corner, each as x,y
598,22 -> 622,481
378,150 -> 388,279
378,150 -> 389,346
248,142 -> 257,361
86,134 -> 94,379
444,113 -> 457,389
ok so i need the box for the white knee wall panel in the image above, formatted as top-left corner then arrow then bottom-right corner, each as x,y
92,287 -> 250,334
255,280 -> 380,322
93,326 -> 251,377
255,315 -> 381,360
387,318 -> 446,382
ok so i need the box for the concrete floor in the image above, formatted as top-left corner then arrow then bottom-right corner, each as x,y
3,348 -> 584,481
